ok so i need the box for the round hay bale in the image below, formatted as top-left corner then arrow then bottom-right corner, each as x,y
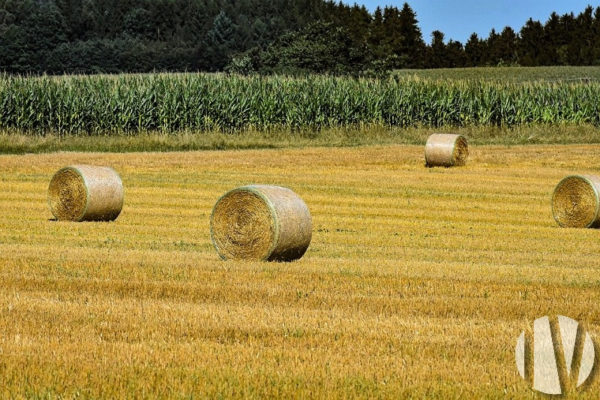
48,165 -> 124,222
210,185 -> 312,262
552,175 -> 600,228
425,133 -> 469,167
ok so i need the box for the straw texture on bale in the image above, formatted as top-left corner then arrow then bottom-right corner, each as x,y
425,133 -> 469,167
552,175 -> 600,228
48,165 -> 124,222
210,185 -> 312,262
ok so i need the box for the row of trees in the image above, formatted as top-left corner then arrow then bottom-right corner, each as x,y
235,3 -> 600,74
454,6 -> 600,68
1,0 -> 600,74
0,0 -> 331,73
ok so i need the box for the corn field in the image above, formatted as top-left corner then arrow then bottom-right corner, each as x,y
1,73 -> 600,135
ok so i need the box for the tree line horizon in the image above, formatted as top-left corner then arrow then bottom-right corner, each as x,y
1,0 -> 599,75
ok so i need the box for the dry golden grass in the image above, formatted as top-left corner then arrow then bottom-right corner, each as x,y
1,145 -> 600,399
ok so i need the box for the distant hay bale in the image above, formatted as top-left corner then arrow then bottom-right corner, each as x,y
48,165 -> 124,222
425,133 -> 469,167
552,175 -> 600,228
210,185 -> 312,262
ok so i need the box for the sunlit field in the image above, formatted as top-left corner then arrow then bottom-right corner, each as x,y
1,144 -> 599,398
395,66 -> 600,83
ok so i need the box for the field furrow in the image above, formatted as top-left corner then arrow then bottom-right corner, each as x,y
0,144 -> 599,398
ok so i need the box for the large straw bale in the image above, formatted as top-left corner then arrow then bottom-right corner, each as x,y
48,165 -> 124,222
425,133 -> 469,167
552,174 -> 600,228
210,185 -> 312,262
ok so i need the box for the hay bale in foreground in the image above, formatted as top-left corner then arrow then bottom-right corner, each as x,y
552,175 -> 600,228
425,133 -> 469,167
210,185 -> 312,262
48,165 -> 124,222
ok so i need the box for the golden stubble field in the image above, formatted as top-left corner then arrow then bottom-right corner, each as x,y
1,144 -> 599,399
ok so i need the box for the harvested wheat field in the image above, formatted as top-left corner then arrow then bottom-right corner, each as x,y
1,145 -> 599,399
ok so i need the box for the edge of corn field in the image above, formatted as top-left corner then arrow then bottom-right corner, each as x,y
1,124 -> 599,154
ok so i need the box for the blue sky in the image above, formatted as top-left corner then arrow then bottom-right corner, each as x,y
352,1 -> 599,43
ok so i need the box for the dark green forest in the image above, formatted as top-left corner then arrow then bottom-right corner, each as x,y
1,0 -> 600,75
